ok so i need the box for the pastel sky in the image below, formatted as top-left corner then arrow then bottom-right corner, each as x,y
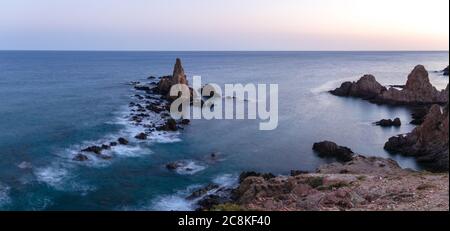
0,0 -> 448,50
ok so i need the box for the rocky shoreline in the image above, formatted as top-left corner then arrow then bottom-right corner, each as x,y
72,58 -> 191,162
194,145 -> 449,211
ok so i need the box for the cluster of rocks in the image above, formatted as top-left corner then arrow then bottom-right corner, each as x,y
330,65 -> 449,105
72,58 -> 192,162
373,118 -> 401,127
73,137 -> 129,161
385,104 -> 449,172
330,64 -> 449,172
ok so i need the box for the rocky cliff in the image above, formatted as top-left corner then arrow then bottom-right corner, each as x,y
385,104 -> 449,172
330,65 -> 448,105
157,58 -> 189,97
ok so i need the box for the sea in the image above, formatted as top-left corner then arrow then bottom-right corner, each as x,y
0,51 -> 448,210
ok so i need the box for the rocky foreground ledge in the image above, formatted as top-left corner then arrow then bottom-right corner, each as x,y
205,155 -> 449,211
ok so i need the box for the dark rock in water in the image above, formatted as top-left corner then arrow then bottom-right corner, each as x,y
290,170 -> 309,176
146,104 -> 164,113
443,66 -> 449,76
166,161 -> 183,170
186,184 -> 220,200
157,118 -> 178,131
312,141 -> 354,162
330,65 -> 449,105
239,172 -> 276,183
148,76 -> 156,79
385,104 -> 449,172
101,144 -> 111,150
134,85 -> 151,91
118,138 -> 129,145
109,142 -> 118,147
82,146 -> 103,155
374,118 -> 401,127
73,153 -> 89,162
135,133 -> 148,140
180,119 -> 190,125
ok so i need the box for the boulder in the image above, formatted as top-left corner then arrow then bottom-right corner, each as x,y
443,66 -> 449,76
82,146 -> 103,155
312,141 -> 354,162
135,133 -> 148,140
118,137 -> 129,145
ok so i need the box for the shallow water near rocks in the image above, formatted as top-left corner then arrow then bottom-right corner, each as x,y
0,51 -> 448,210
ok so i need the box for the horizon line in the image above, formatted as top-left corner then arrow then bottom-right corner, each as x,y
0,49 -> 449,52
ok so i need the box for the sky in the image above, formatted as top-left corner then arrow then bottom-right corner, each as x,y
0,0 -> 448,51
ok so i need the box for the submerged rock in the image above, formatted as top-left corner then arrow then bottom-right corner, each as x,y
73,153 -> 89,162
385,104 -> 449,172
312,141 -> 354,162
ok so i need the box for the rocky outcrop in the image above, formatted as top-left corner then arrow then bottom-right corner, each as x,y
156,58 -> 188,97
443,66 -> 449,76
312,141 -> 354,162
330,65 -> 449,105
385,104 -> 449,172
374,118 -> 401,127
330,75 -> 386,99
228,156 -> 449,211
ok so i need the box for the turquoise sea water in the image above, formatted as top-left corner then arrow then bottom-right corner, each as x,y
0,51 -> 448,210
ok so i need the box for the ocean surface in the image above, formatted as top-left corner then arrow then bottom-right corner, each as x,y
0,51 -> 448,211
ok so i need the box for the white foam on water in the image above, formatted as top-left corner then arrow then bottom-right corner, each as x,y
174,160 -> 207,175
110,144 -> 152,157
34,165 -> 95,195
0,183 -> 11,208
212,174 -> 238,188
150,194 -> 196,211
310,78 -> 354,94
146,174 -> 238,211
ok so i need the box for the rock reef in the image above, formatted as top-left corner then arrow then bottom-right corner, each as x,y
331,65 -> 449,105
